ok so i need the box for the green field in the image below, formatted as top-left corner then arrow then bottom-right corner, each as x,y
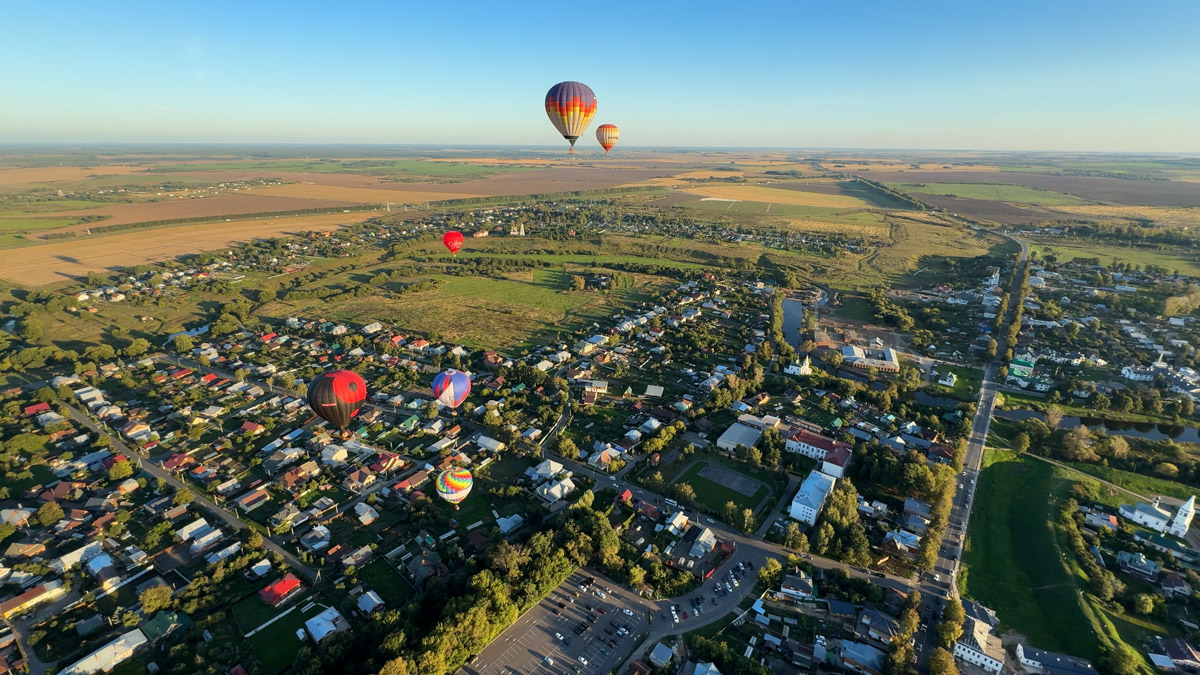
246,600 -> 330,674
960,449 -> 1103,661
357,559 -> 414,608
452,251 -> 706,270
0,216 -> 84,231
676,198 -> 889,224
928,364 -> 984,401
675,461 -> 769,515
893,182 -> 1090,206
1031,239 -> 1200,276
1065,462 -> 1197,501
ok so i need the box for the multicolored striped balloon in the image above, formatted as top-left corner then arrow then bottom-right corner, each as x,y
545,81 -> 597,154
432,369 -> 471,408
596,124 -> 619,154
435,468 -> 473,504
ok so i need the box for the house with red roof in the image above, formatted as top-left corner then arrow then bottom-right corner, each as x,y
343,468 -> 376,494
23,402 -> 52,417
200,373 -> 219,386
240,421 -> 264,436
259,573 -> 303,607
395,470 -> 430,492
820,445 -> 853,478
785,428 -> 851,462
369,453 -> 405,475
103,454 -> 129,470
162,453 -> 193,472
169,368 -> 193,380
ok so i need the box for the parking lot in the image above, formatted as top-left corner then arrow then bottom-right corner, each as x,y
460,570 -> 653,675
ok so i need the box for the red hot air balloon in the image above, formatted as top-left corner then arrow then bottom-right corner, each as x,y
596,124 -> 619,155
306,370 -> 367,429
443,230 -> 464,255
545,81 -> 597,155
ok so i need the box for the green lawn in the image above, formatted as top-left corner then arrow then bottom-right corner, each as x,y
675,461 -> 769,515
451,251 -> 706,270
1030,239 -> 1200,277
677,198 -> 889,224
928,364 -> 984,402
246,600 -> 330,674
830,295 -> 877,322
1065,462 -> 1197,501
960,449 -> 1103,662
233,590 -> 310,635
357,559 -> 414,608
893,182 -> 1090,206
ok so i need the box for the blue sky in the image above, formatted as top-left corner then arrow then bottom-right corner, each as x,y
2,1 -> 1198,151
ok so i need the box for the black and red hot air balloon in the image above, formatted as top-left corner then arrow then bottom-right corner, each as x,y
306,370 -> 367,429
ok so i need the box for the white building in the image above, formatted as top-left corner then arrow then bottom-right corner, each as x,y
954,617 -> 1004,673
716,422 -> 762,452
536,476 -> 576,504
1016,643 -> 1097,674
784,355 -> 813,376
789,470 -> 836,525
60,629 -> 147,675
1119,495 -> 1194,538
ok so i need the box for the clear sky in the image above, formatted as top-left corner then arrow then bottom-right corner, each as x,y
2,1 -> 1198,151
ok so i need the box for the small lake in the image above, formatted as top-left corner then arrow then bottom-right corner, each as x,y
781,298 -> 807,350
995,409 -> 1200,444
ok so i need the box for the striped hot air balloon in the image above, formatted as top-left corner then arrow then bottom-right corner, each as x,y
436,468 -> 473,505
432,369 -> 471,408
545,81 -> 597,154
596,124 -> 619,155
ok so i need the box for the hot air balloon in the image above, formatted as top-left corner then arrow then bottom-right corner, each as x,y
436,468 -> 473,505
306,370 -> 367,429
443,230 -> 464,255
432,369 -> 472,409
545,81 -> 597,155
596,124 -> 619,155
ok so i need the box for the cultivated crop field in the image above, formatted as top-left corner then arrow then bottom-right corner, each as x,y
249,183 -> 482,204
894,182 -> 1090,206
0,211 -> 374,285
856,168 -> 1200,206
32,192 -> 355,230
680,184 -> 877,208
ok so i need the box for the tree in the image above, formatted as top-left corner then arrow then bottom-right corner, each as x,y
1044,405 -> 1064,430
929,647 -> 959,675
108,460 -> 134,482
938,597 -> 965,647
489,540 -> 531,581
1134,593 -> 1156,615
1013,432 -> 1030,454
1109,435 -> 1130,459
628,565 -> 646,589
36,502 -> 64,527
139,584 -> 173,614
556,436 -> 579,460
173,488 -> 195,506
1155,462 -> 1180,479
724,501 -> 739,524
424,400 -> 440,420
884,644 -> 914,675
124,338 -> 151,357
784,521 -> 808,551
757,557 -> 782,587
0,523 -> 16,543
675,483 -> 697,505
740,508 -> 755,533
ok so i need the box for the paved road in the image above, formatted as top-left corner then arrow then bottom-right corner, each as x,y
915,234 -> 1029,668
58,401 -> 319,583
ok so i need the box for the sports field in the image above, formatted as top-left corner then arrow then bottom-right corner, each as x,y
675,461 -> 769,514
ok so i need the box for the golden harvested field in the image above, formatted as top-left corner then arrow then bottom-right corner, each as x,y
674,170 -> 748,179
779,217 -> 886,237
34,193 -> 353,231
680,185 -> 876,208
250,183 -> 483,203
0,165 -> 146,188
1046,204 -> 1200,227
0,211 -> 375,286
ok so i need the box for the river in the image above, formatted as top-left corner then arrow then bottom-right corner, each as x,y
995,409 -> 1200,444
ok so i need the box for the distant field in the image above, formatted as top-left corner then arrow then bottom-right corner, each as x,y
0,216 -> 86,232
1030,239 -> 1200,276
894,182 -> 1090,206
1049,204 -> 1200,228
452,251 -> 705,269
0,165 -> 145,187
680,184 -> 877,208
0,211 -> 373,285
251,183 -> 481,203
148,158 -> 531,176
33,192 -> 354,230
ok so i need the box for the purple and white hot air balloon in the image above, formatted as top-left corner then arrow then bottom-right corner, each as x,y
432,369 -> 471,409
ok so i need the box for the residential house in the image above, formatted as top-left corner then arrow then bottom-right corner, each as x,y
1163,570 -> 1193,599
666,512 -> 689,536
779,572 -> 815,601
305,606 -> 349,642
536,476 -> 576,504
953,617 -> 1004,673
857,608 -> 901,647
259,573 -> 303,607
1115,550 -> 1160,580
343,468 -> 377,493
58,628 -> 147,675
1016,644 -> 1097,674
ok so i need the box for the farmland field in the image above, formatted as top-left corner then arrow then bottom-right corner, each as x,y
33,192 -> 356,229
893,182 -> 1090,206
1030,239 -> 1200,276
249,183 -> 483,204
854,168 -> 1200,206
0,211 -> 375,285
679,184 -> 878,208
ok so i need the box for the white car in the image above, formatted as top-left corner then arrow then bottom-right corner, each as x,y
545,657 -> 555,666
595,590 -> 607,599
622,608 -> 634,616
578,656 -> 589,665
555,632 -> 564,641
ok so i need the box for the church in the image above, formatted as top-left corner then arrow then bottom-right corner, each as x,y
1119,495 -> 1195,538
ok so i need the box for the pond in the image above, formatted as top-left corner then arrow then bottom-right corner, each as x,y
995,409 -> 1200,443
781,298 -> 807,350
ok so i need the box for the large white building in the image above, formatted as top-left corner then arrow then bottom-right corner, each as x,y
60,629 -> 147,675
789,470 -> 836,525
785,427 -> 852,462
1119,495 -> 1195,538
954,617 -> 1004,674
1016,643 -> 1097,674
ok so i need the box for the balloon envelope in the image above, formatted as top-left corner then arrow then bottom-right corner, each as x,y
545,81 -> 597,153
432,369 -> 471,409
596,124 -> 619,154
436,468 -> 473,504
443,231 -> 464,254
306,370 -> 367,429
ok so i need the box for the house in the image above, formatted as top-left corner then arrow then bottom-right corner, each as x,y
305,606 -> 350,642
1016,643 -> 1097,674
357,590 -> 385,615
527,459 -> 563,482
58,628 -> 147,675
841,345 -> 900,372
141,610 -> 192,643
683,526 -> 717,559
779,572 -> 815,601
321,444 -> 349,467
789,470 -> 836,525
0,581 -> 66,620
589,447 -> 621,470
938,370 -> 958,387
354,502 -> 379,526
4,542 -> 46,560
259,573 -> 303,607
785,428 -> 849,461
395,470 -> 430,492
1115,550 -> 1160,580
649,642 -> 676,668
666,511 -> 689,536
884,530 -> 920,557
239,421 -> 264,436
857,608 -> 901,646
476,435 -> 506,452
0,508 -> 33,529
821,445 -> 852,478
1162,570 -> 1193,599
1156,638 -> 1200,672
953,617 -> 1004,673
536,476 -> 576,504
343,468 -> 377,493
1119,495 -> 1194,538
842,641 -> 886,675
23,402 -> 52,417
234,487 -> 271,512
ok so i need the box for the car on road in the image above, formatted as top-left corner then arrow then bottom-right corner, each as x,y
595,590 -> 606,599
705,517 -> 714,523
682,610 -> 689,620
933,574 -> 941,582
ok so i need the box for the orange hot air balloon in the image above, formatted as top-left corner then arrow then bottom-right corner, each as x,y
443,231 -> 463,255
596,124 -> 619,155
